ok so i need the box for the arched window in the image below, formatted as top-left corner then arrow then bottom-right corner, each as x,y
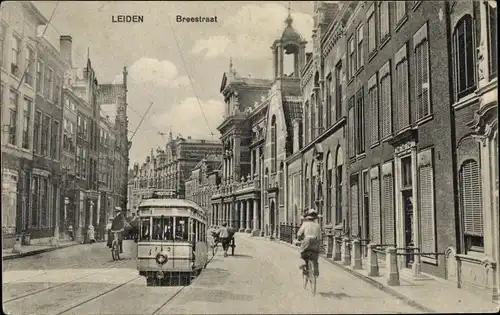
271,115 -> 277,173
460,159 -> 483,253
335,147 -> 344,225
311,160 -> 316,209
279,162 -> 285,205
326,152 -> 333,224
304,164 -> 309,210
453,15 -> 476,100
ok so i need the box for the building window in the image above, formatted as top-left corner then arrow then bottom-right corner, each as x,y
348,96 -> 355,158
279,162 -> 285,206
460,159 -> 483,253
326,74 -> 333,127
357,24 -> 364,69
487,2 -> 497,79
314,73 -> 323,134
395,1 -> 406,25
395,44 -> 410,132
76,146 -> 81,177
11,35 -> 20,76
381,162 -> 395,245
271,115 -> 277,173
34,111 -> 41,154
25,47 -> 34,86
326,153 -> 333,224
311,161 -> 316,209
54,75 -> 62,106
370,169 -> 381,244
380,62 -> 392,138
335,61 -> 343,120
356,88 -> 365,154
311,93 -> 317,139
350,174 -> 360,237
305,164 -> 309,209
40,177 -> 49,227
335,148 -> 343,225
82,148 -> 88,179
414,23 -> 431,120
401,156 -> 412,189
22,98 -> 32,149
453,15 -> 476,100
348,36 -> 356,79
8,89 -> 18,145
368,73 -> 379,145
379,1 -> 390,41
45,67 -> 53,101
368,4 -> 376,54
36,60 -> 44,94
83,117 -> 88,141
51,120 -> 59,159
41,115 -> 51,157
418,149 -> 437,260
31,176 -> 39,227
264,168 -> 269,207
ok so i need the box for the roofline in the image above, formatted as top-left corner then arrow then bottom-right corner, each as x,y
23,2 -> 49,25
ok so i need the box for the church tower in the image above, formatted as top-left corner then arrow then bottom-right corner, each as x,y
271,4 -> 307,80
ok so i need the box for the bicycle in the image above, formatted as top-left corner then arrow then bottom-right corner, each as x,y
111,229 -> 123,261
302,257 -> 317,295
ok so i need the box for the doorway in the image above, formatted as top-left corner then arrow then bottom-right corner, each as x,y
402,189 -> 414,268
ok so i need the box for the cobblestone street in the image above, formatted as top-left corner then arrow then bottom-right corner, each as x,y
3,236 -> 423,314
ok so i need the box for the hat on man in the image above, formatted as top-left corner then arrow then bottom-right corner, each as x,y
304,208 -> 318,220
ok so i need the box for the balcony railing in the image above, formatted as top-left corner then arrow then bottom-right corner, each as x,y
212,175 -> 261,196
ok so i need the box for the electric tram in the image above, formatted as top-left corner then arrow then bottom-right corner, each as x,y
137,196 -> 209,286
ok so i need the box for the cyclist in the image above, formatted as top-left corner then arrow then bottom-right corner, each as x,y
297,208 -> 321,277
110,212 -> 125,253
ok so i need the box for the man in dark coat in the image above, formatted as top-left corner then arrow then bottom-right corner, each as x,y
110,212 -> 125,253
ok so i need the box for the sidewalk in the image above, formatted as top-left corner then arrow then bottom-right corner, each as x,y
269,236 -> 499,314
2,240 -> 81,260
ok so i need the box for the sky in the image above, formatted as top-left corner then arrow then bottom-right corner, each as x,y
33,1 -> 318,166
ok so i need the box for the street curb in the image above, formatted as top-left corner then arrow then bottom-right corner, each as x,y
272,239 -> 435,313
3,242 -> 80,261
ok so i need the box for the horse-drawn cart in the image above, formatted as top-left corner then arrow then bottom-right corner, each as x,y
209,228 -> 237,256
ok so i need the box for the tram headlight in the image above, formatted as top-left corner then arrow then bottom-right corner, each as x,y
155,251 -> 168,265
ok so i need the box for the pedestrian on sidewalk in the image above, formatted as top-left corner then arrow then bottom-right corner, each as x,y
219,222 -> 231,257
87,225 -> 96,244
68,224 -> 74,241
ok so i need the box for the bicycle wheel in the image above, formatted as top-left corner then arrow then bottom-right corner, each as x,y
112,241 -> 120,260
308,260 -> 316,295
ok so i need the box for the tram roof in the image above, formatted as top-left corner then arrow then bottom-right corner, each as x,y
138,198 -> 205,214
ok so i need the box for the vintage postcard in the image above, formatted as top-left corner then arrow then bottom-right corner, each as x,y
1,1 -> 499,314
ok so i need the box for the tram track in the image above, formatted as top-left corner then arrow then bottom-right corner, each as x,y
3,254 -> 131,285
3,259 -> 132,303
55,275 -> 143,315
150,247 -> 220,315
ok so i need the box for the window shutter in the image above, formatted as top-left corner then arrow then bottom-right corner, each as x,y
402,60 -> 409,127
421,41 -> 430,118
348,101 -> 355,157
460,160 -> 483,236
382,162 -> 395,245
351,179 -> 359,237
418,165 -> 435,256
370,168 -> 381,244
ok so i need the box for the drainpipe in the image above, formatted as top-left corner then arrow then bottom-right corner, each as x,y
444,1 -> 463,259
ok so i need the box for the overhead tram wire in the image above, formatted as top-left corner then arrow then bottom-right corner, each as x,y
15,1 -> 60,92
167,15 -> 215,140
129,101 -> 155,143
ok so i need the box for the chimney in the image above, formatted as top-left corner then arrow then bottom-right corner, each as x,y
60,35 -> 73,66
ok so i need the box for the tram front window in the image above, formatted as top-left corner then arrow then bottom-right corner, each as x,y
174,217 -> 189,241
